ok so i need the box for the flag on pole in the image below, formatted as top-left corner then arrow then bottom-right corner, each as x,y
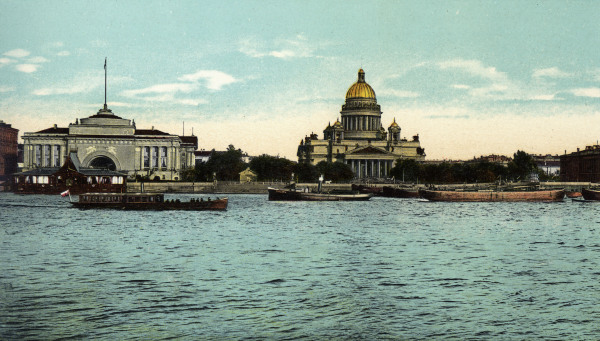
60,189 -> 70,197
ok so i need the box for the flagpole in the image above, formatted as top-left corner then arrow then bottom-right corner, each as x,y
104,57 -> 107,110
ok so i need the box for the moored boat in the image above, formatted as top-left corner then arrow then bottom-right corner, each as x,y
418,189 -> 565,202
581,188 -> 600,201
351,184 -> 383,196
71,192 -> 228,210
381,186 -> 419,198
268,187 -> 372,201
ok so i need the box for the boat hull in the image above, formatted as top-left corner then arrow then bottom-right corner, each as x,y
381,186 -> 419,198
268,188 -> 372,201
418,189 -> 565,202
581,188 -> 600,201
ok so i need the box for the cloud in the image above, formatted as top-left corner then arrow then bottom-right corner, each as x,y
532,67 -> 571,79
452,84 -> 470,90
0,57 -> 14,66
122,83 -> 196,97
571,87 -> 600,98
239,34 -> 316,59
16,64 -> 39,73
4,48 -> 30,58
178,70 -> 238,90
32,71 -> 108,95
0,86 -> 15,93
57,51 -> 71,57
380,89 -> 420,98
438,59 -> 507,81
28,56 -> 49,63
121,82 -> 207,106
530,94 -> 557,101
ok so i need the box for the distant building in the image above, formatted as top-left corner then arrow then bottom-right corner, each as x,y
469,154 -> 512,165
21,61 -> 197,181
0,120 -> 19,181
532,154 -> 560,177
22,109 -> 197,181
560,145 -> 600,182
195,150 -> 212,164
297,69 -> 425,179
239,167 -> 257,183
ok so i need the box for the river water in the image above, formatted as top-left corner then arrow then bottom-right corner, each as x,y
1,193 -> 599,340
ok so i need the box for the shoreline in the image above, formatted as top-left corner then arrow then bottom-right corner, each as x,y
126,181 -> 594,194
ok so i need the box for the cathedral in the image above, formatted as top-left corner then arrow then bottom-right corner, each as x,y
297,69 -> 425,179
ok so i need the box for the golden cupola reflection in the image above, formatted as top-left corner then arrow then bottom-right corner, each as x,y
345,68 -> 376,100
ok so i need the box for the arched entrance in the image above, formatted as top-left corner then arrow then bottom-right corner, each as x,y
89,156 -> 117,171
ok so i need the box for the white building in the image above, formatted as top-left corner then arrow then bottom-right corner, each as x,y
22,104 -> 197,181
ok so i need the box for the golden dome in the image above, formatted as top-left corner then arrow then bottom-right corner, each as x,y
389,118 -> 399,128
345,69 -> 376,100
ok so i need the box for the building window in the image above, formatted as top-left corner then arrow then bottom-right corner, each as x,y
152,147 -> 159,168
143,147 -> 150,168
53,145 -> 60,167
160,147 -> 167,168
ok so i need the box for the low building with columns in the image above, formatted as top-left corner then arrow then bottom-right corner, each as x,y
22,104 -> 197,181
297,69 -> 425,179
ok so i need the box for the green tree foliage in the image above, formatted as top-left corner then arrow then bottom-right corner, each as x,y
507,150 -> 538,181
315,161 -> 354,182
183,145 -> 247,182
208,145 -> 248,181
180,167 -> 196,182
250,154 -> 296,181
390,158 -> 510,184
389,159 -> 421,182
294,162 -> 319,182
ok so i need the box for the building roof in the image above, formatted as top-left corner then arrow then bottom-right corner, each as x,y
346,69 -> 376,100
180,135 -> 198,148
135,129 -> 171,136
36,126 -> 69,134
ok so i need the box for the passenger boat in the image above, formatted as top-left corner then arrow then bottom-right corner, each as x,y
418,189 -> 565,202
267,187 -> 372,201
581,188 -> 600,201
71,192 -> 228,210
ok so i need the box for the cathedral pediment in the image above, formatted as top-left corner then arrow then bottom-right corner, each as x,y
346,145 -> 391,155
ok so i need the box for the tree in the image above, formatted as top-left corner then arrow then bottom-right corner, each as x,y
507,150 -> 537,181
250,154 -> 295,181
390,159 -> 422,182
194,144 -> 248,181
294,162 -> 319,182
315,161 -> 354,182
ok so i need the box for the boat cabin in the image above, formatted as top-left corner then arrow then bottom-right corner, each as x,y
12,152 -> 127,194
79,193 -> 164,204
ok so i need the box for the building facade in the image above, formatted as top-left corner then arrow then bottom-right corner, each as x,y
560,145 -> 600,182
22,105 -> 197,181
0,120 -> 19,180
297,69 -> 425,179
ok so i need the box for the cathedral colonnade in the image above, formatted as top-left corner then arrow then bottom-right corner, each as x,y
347,159 -> 393,178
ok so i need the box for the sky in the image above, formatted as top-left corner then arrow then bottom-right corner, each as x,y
1,0 -> 600,161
